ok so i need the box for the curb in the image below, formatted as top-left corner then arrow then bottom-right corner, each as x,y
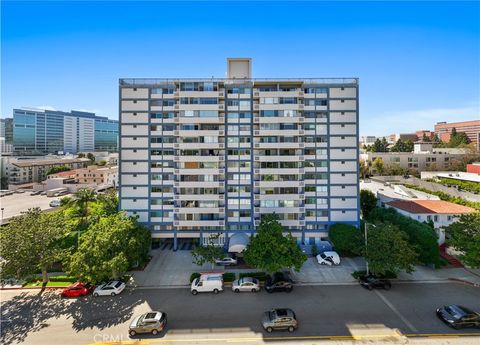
448,277 -> 480,288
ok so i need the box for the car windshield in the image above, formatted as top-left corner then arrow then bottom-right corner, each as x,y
445,305 -> 466,319
114,282 -> 122,288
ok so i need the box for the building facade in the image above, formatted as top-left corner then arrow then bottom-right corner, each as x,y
12,108 -> 118,155
7,157 -> 90,185
435,120 -> 480,151
119,59 -> 360,249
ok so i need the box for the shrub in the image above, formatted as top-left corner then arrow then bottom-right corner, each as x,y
369,207 -> 441,266
329,223 -> 363,256
48,275 -> 77,282
189,272 -> 201,283
239,272 -> 268,282
351,270 -> 397,279
311,244 -> 318,257
223,272 -> 236,282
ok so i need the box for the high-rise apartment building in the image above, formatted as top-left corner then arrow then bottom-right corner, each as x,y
119,58 -> 359,249
12,108 -> 118,155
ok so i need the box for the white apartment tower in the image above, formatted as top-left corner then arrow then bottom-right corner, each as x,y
119,58 -> 359,250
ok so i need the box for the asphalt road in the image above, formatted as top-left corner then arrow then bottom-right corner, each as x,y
1,282 -> 479,345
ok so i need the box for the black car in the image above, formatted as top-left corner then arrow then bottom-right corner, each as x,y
358,275 -> 391,290
436,305 -> 480,329
265,272 -> 293,293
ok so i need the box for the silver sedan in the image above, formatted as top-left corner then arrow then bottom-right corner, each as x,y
232,277 -> 260,292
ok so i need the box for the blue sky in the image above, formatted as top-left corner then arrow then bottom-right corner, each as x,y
1,1 -> 479,136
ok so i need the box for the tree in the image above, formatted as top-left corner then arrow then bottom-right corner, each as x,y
77,152 -> 85,158
0,208 -> 68,283
422,134 -> 431,142
66,213 -> 151,283
74,187 -> 98,225
372,138 -> 389,152
191,234 -> 225,269
46,165 -> 71,175
372,157 -> 384,175
448,128 -> 470,148
359,160 -> 369,179
97,160 -> 107,166
360,189 -> 377,220
0,176 -> 8,189
329,224 -> 363,256
365,222 -> 418,276
244,213 -> 307,273
444,213 -> 480,268
369,207 -> 441,266
86,152 -> 95,163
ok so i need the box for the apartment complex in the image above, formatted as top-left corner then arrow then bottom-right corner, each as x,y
361,142 -> 469,173
119,58 -> 359,249
435,120 -> 480,151
7,157 -> 90,185
12,108 -> 118,155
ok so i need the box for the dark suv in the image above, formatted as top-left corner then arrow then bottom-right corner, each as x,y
265,272 -> 293,293
358,275 -> 391,290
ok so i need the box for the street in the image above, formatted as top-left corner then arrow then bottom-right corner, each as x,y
1,282 -> 479,345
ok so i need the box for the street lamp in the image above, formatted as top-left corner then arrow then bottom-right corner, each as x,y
364,222 -> 376,276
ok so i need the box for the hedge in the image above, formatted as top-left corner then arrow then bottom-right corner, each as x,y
352,270 -> 397,279
189,272 -> 201,283
369,207 -> 441,266
329,223 -> 363,256
239,272 -> 268,282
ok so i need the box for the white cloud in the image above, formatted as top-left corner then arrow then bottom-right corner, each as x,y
361,104 -> 480,136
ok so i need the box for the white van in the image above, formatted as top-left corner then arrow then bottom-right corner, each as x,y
191,274 -> 223,295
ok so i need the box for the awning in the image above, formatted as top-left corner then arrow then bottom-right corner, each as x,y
228,233 -> 250,253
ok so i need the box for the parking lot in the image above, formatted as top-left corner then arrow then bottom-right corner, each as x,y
0,192 -> 67,223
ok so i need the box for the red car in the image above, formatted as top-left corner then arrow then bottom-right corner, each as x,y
61,282 -> 94,298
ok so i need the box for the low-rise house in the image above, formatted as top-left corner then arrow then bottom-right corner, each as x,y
385,200 -> 475,244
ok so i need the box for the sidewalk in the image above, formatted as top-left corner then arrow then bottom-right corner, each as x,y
129,249 -> 480,288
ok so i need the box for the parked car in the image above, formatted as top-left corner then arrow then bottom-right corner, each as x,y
54,190 -> 69,197
40,191 -> 47,196
129,311 -> 167,336
191,274 -> 223,295
49,199 -> 61,207
316,251 -> 341,265
15,189 -> 26,193
215,256 -> 237,266
358,275 -> 391,290
61,282 -> 94,298
30,190 -> 42,196
436,305 -> 480,329
232,277 -> 260,293
93,280 -> 126,296
262,308 -> 298,333
265,272 -> 293,293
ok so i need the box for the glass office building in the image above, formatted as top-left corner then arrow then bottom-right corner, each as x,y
12,108 -> 118,155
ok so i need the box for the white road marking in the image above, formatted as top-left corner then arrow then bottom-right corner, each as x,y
374,289 -> 419,333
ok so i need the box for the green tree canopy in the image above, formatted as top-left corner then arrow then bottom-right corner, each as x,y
372,138 -> 389,152
369,207 -> 441,266
445,213 -> 480,268
86,152 -> 95,163
390,139 -> 413,152
365,222 -> 418,276
372,157 -> 385,175
46,165 -> 71,176
329,223 -> 363,256
66,213 -> 151,283
244,213 -> 307,273
191,234 -> 225,269
0,208 -> 68,283
360,189 -> 377,220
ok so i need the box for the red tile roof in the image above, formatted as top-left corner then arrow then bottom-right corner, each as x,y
386,200 -> 475,215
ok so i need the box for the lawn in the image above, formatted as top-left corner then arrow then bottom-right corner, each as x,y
23,275 -> 77,288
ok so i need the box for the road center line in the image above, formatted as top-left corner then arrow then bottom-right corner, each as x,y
374,290 -> 418,333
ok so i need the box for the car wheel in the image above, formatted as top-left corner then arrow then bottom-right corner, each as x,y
251,288 -> 257,292
111,292 -> 116,296
191,290 -> 198,295
213,288 -> 219,294
286,287 -> 293,293
234,288 -> 240,293
129,330 -> 136,337
288,326 -> 295,332
93,293 -> 99,297
266,289 -> 273,293
451,324 -> 460,330
152,329 -> 158,335
384,283 -> 391,290
266,327 -> 273,333
367,285 -> 373,291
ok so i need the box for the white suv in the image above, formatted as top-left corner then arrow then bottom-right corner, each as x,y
93,280 -> 126,296
316,251 -> 341,265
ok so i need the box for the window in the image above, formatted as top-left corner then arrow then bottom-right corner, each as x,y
433,215 -> 438,222
133,100 -> 137,103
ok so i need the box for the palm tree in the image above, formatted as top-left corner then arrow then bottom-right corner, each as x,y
74,188 -> 97,247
